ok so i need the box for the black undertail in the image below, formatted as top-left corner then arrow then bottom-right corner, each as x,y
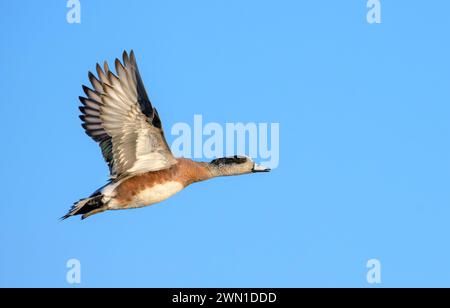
61,193 -> 104,220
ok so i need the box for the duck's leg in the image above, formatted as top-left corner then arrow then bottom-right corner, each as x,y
81,206 -> 107,220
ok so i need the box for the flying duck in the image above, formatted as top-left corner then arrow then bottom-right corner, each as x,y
63,50 -> 270,220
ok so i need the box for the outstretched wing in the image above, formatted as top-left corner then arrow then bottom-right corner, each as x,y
79,50 -> 177,178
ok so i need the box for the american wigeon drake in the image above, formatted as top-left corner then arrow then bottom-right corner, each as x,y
63,50 -> 270,220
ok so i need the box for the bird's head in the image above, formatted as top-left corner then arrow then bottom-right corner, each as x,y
208,155 -> 271,177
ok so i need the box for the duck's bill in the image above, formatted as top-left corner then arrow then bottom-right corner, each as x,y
252,163 -> 271,173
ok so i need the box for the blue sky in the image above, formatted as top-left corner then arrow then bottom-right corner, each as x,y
1,0 -> 450,287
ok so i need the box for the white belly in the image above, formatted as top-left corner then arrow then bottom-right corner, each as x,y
111,181 -> 184,209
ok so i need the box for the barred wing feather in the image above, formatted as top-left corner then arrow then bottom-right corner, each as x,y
79,50 -> 176,178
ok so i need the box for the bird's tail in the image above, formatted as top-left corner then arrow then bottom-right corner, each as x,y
61,194 -> 105,220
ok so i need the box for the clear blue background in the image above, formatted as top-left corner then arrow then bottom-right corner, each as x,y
1,0 -> 449,287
